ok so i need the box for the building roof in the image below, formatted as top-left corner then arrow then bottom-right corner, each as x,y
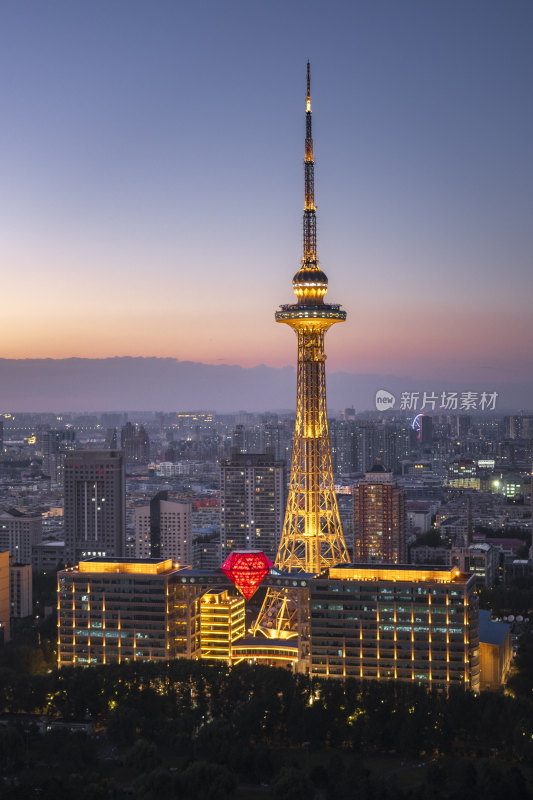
469,543 -> 493,552
478,609 -> 510,646
327,563 -> 469,584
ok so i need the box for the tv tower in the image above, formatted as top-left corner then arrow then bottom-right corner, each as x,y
253,63 -> 349,639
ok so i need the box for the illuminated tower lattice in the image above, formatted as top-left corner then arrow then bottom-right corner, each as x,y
253,64 -> 349,639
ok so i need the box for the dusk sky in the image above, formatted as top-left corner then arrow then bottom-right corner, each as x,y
1,1 -> 532,387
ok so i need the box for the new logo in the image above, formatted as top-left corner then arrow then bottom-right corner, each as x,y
375,389 -> 396,410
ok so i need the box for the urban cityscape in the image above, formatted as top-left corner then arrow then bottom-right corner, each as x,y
1,3 -> 533,800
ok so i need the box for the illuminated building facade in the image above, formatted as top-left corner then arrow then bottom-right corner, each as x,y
64,450 -> 126,565
447,457 -> 480,489
309,565 -> 480,692
354,462 -> 406,564
57,557 -> 201,667
253,63 -> 349,641
200,589 -> 245,663
220,453 -> 286,562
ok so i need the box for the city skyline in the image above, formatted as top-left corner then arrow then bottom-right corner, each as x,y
1,1 -> 532,390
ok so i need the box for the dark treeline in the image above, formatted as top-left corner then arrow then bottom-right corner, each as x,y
479,578 -> 533,616
1,657 -> 533,799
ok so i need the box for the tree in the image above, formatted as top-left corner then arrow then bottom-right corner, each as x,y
272,767 -> 314,800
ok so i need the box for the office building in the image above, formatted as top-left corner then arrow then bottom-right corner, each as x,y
353,462 -> 406,564
309,564 -> 480,692
64,450 -> 126,565
10,563 -> 32,618
220,453 -> 286,562
0,508 -> 42,564
57,557 -> 202,667
135,491 -> 192,564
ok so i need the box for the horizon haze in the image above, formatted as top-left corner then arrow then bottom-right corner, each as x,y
1,357 -> 531,414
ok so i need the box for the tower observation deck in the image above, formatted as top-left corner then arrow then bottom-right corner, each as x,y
252,63 -> 350,642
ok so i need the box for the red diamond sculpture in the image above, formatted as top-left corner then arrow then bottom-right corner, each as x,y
221,551 -> 274,600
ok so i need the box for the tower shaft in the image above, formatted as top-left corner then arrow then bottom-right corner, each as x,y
277,323 -> 348,574
252,64 -> 349,641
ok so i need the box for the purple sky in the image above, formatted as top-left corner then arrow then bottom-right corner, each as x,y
1,1 -> 532,390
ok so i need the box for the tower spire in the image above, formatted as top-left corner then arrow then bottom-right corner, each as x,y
303,61 -> 317,264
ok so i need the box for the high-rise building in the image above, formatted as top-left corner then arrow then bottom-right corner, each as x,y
355,422 -> 379,473
121,423 -> 150,464
220,453 -> 286,562
231,425 -> 246,454
10,563 -> 32,618
329,420 -> 357,475
420,415 -> 433,450
261,419 -> 293,463
253,64 -> 349,641
353,461 -> 406,563
135,491 -> 192,564
355,421 -> 411,474
0,508 -> 42,564
192,533 -> 221,570
57,557 -> 202,666
64,450 -> 126,565
105,428 -> 118,449
0,550 -> 10,644
42,429 -> 77,483
456,415 -> 471,440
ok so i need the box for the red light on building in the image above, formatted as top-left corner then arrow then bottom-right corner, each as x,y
221,551 -> 273,600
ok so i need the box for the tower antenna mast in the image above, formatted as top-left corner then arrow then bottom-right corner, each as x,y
252,64 -> 349,646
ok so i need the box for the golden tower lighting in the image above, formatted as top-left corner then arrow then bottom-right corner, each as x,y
252,63 -> 350,640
